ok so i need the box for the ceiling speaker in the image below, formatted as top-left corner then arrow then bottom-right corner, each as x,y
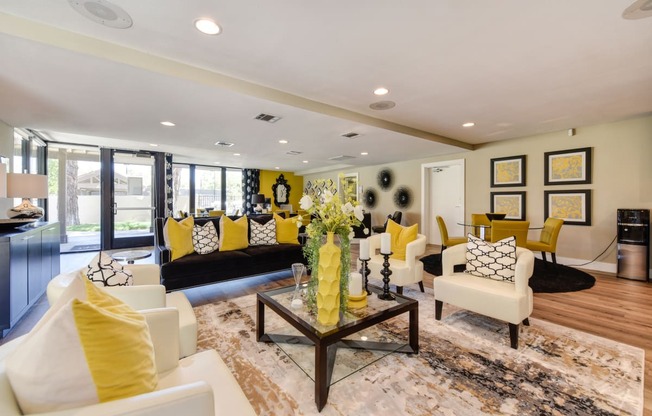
68,0 -> 133,29
369,101 -> 396,111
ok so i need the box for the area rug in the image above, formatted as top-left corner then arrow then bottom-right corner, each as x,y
194,288 -> 643,416
420,253 -> 596,293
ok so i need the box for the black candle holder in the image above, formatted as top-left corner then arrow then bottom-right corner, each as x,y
359,257 -> 371,295
377,252 -> 395,301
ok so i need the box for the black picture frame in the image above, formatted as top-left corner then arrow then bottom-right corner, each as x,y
544,147 -> 592,185
490,191 -> 526,220
544,189 -> 592,226
490,155 -> 526,187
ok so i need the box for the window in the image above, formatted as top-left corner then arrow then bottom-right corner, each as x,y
195,167 -> 222,212
172,164 -> 190,216
225,169 -> 243,214
172,163 -> 244,216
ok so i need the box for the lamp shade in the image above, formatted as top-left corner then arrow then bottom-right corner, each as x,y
251,193 -> 265,204
7,173 -> 48,199
0,164 -> 6,198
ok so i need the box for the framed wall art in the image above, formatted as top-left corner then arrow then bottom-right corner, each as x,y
271,174 -> 291,207
544,189 -> 592,226
490,155 -> 526,187
544,147 -> 592,185
490,191 -> 526,220
339,172 -> 359,203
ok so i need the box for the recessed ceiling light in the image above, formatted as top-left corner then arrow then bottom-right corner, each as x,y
278,139 -> 288,144
374,87 -> 389,96
214,161 -> 221,164
302,160 -> 309,164
462,122 -> 475,127
194,18 -> 221,35
160,121 -> 175,127
275,166 -> 280,170
149,143 -> 158,147
361,152 -> 368,156
233,153 -> 241,156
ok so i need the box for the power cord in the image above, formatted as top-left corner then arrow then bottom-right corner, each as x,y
563,235 -> 618,267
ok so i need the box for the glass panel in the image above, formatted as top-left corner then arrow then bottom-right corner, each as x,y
12,132 -> 23,173
113,153 -> 154,240
225,168 -> 243,215
172,164 -> 190,217
195,167 -> 221,215
47,144 -> 101,253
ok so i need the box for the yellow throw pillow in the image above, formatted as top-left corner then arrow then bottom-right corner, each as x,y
274,213 -> 299,245
219,215 -> 249,251
165,216 -> 195,261
386,219 -> 418,260
5,278 -> 157,414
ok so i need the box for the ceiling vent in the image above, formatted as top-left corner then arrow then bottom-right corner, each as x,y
68,0 -> 133,29
286,150 -> 303,156
341,132 -> 360,139
254,113 -> 282,123
369,100 -> 396,111
214,141 -> 234,147
329,155 -> 356,162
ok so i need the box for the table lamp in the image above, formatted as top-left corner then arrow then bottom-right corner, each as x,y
252,193 -> 265,213
6,173 -> 48,219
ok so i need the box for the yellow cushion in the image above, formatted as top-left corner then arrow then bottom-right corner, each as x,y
5,277 -> 157,414
165,216 -> 195,261
386,219 -> 418,260
219,215 -> 249,251
274,213 -> 299,244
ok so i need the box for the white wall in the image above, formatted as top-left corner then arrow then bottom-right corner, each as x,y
305,115 -> 652,272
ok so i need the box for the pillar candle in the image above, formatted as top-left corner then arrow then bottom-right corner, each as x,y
380,232 -> 391,254
359,238 -> 370,260
349,272 -> 363,296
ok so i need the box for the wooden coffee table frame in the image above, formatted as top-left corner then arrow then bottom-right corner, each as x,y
256,285 -> 418,412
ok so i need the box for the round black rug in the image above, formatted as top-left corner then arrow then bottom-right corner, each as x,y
419,253 -> 595,293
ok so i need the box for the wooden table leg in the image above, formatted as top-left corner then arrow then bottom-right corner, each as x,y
314,343 -> 328,411
256,297 -> 264,342
409,306 -> 419,353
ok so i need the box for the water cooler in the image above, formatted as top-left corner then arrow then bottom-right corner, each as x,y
617,209 -> 650,281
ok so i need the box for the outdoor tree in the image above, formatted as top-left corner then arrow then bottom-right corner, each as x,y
66,160 -> 80,225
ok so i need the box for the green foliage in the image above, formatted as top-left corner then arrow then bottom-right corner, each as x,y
67,222 -> 150,232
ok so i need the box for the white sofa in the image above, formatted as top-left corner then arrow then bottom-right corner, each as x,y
0,307 -> 256,416
47,265 -> 197,358
358,233 -> 427,294
433,243 -> 534,349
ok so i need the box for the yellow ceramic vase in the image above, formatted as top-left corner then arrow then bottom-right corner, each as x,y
317,232 -> 341,326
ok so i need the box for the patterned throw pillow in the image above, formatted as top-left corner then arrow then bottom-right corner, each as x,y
86,252 -> 133,286
250,219 -> 278,246
465,234 -> 517,282
192,222 -> 219,254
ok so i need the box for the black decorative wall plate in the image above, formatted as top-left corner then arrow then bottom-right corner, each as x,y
394,186 -> 412,208
363,188 -> 378,209
377,169 -> 393,190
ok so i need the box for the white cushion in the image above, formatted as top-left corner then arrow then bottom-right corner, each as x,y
466,234 -> 516,282
192,222 -> 219,254
249,218 -> 278,246
86,251 -> 133,286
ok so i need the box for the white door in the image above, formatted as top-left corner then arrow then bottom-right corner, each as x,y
421,160 -> 465,245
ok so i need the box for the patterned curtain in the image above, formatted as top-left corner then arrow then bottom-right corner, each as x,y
164,153 -> 174,217
242,169 -> 260,214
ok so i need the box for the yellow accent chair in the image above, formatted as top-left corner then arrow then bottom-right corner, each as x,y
491,220 -> 530,248
208,210 -> 225,217
526,217 -> 564,265
436,215 -> 466,250
471,213 -> 492,241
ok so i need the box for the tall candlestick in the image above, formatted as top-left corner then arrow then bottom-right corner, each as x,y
380,232 -> 391,254
359,238 -> 370,260
349,272 -> 363,296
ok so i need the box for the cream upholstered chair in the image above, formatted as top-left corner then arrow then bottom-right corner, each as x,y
358,233 -> 427,294
436,216 -> 466,249
433,243 -> 535,349
47,264 -> 197,358
491,220 -> 530,247
0,307 -> 256,416
526,217 -> 564,265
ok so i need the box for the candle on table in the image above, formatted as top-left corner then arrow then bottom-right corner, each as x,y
349,272 -> 363,296
380,232 -> 391,254
360,238 -> 370,260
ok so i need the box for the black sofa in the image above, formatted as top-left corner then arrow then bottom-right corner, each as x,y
154,214 -> 306,291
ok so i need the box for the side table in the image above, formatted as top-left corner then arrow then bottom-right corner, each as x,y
112,249 -> 152,264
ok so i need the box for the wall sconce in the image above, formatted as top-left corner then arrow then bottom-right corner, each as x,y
6,173 -> 48,219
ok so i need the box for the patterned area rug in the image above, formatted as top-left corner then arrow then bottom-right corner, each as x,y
195,288 -> 643,416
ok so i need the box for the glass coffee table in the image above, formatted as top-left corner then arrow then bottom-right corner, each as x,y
256,284 -> 419,411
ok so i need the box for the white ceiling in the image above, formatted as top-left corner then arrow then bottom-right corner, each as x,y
0,1 -> 650,174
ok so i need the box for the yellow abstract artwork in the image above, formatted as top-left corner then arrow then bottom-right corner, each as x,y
495,161 -> 520,184
550,195 -> 583,220
550,154 -> 584,180
495,196 -> 520,218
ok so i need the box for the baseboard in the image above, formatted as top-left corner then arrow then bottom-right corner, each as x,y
543,254 -> 652,278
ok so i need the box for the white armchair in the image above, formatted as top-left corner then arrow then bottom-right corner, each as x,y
358,233 -> 427,294
433,243 -> 535,349
0,308 -> 256,416
47,265 -> 197,358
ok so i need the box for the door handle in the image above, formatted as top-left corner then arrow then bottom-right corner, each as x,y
113,202 -> 117,215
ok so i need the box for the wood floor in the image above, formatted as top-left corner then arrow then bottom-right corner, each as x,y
3,245 -> 651,415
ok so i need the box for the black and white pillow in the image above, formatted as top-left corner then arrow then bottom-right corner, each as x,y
86,252 -> 133,286
192,222 -> 219,254
465,234 -> 517,282
249,219 -> 278,246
